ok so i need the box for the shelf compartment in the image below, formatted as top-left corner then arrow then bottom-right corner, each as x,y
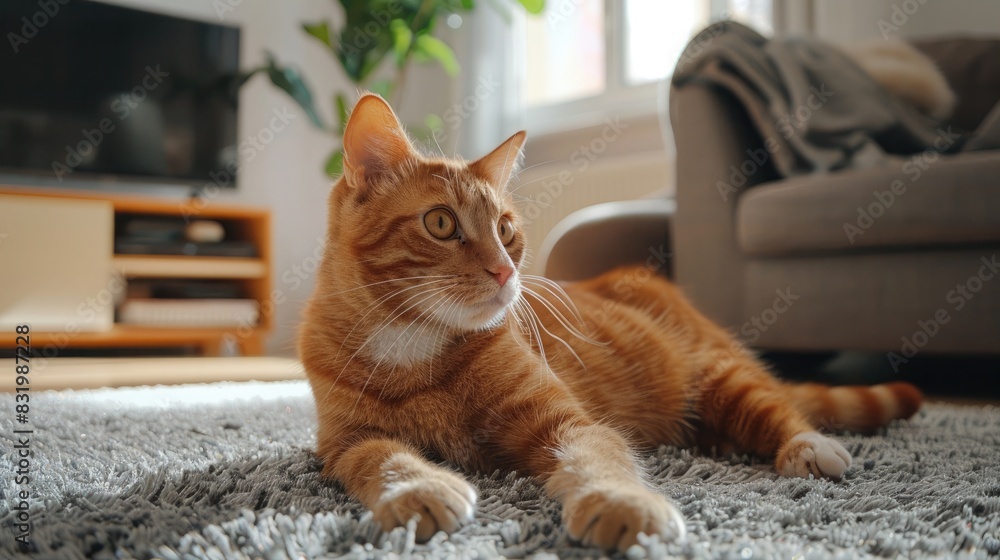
113,255 -> 267,279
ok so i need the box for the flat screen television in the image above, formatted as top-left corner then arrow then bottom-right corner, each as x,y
0,0 -> 241,188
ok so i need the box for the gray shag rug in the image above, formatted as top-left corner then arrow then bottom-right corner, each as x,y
2,380 -> 999,560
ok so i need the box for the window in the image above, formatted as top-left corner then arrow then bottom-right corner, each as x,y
520,0 -> 772,131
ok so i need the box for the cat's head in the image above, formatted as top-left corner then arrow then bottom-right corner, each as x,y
328,93 -> 527,332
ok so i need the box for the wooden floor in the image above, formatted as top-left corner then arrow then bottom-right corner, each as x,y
2,356 -> 304,392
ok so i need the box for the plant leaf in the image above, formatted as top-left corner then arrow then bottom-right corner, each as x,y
302,21 -> 333,49
325,150 -> 344,177
413,34 -> 460,76
389,19 -> 413,67
264,51 -> 326,129
335,93 -> 349,134
461,0 -> 475,9
516,0 -> 545,14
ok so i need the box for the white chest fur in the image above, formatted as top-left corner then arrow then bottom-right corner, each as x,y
366,322 -> 449,369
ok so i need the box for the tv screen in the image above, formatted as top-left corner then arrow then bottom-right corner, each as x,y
0,0 -> 241,188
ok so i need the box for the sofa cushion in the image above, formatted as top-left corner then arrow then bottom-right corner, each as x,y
912,38 -> 1000,133
736,150 -> 1000,257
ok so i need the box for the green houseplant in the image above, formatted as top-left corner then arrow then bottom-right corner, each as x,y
243,0 -> 544,177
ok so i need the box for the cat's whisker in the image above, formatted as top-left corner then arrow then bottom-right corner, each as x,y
328,278 -> 458,368
514,299 -> 559,392
499,133 -> 518,187
513,158 -> 558,176
322,275 -> 457,299
520,287 -> 607,347
518,292 -> 589,372
521,275 -> 587,325
514,298 -> 554,379
509,304 -> 529,336
508,305 -> 541,367
430,173 -> 452,185
424,292 -> 459,384
433,292 -> 470,382
430,131 -> 446,157
507,193 -> 553,208
506,159 -> 560,195
512,300 -> 537,357
507,171 -> 563,194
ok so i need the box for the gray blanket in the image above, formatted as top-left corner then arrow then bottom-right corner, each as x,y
671,20 -> 998,176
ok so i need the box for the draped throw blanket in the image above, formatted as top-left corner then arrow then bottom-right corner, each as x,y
671,20 -> 1000,176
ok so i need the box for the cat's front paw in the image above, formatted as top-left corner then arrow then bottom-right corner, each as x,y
563,486 -> 686,551
777,431 -> 852,480
373,473 -> 477,542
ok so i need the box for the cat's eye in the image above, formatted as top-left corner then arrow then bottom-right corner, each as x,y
424,207 -> 457,240
497,216 -> 515,246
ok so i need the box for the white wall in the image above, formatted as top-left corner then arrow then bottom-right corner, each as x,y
811,0 -> 1000,42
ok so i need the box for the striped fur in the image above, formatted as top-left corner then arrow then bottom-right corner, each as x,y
299,94 -> 922,551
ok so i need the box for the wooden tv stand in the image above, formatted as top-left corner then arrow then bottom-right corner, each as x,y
0,187 -> 272,357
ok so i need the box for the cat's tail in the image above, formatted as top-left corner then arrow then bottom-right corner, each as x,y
785,381 -> 923,433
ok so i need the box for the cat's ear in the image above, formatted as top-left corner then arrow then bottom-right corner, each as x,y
470,131 -> 527,191
342,93 -> 414,189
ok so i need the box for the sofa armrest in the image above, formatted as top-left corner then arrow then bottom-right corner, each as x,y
670,82 -> 778,328
538,199 -> 674,282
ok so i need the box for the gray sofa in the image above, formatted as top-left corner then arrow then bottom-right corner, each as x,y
540,38 -> 1000,356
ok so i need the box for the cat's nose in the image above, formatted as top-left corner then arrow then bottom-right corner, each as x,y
486,265 -> 514,287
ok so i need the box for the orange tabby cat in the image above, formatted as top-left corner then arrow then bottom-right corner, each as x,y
299,94 -> 922,551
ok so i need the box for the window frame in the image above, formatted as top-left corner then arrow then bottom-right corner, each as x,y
514,0 -> 772,136
518,2 -> 661,135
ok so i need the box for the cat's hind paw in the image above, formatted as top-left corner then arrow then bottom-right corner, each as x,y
777,431 -> 852,480
564,486 -> 686,551
373,473 -> 477,542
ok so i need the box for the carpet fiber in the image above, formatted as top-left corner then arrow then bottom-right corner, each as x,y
2,381 -> 999,559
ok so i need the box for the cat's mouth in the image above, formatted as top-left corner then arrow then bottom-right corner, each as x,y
473,293 -> 509,308
433,279 -> 519,331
